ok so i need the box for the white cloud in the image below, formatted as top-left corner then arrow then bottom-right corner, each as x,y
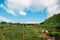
5,8 -> 17,16
1,0 -> 60,17
0,16 -> 10,22
40,0 -> 60,17
29,0 -> 45,12
24,21 -> 40,24
29,0 -> 60,17
0,4 -> 17,16
40,0 -> 57,7
19,11 -> 27,16
47,5 -> 60,17
3,0 -> 32,16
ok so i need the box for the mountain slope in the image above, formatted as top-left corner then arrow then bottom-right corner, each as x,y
44,13 -> 60,25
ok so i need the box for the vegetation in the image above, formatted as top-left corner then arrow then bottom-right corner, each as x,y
0,14 -> 60,40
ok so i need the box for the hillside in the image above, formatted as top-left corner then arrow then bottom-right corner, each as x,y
44,14 -> 60,25
40,13 -> 60,32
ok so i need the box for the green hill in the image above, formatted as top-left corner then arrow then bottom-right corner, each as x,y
40,13 -> 60,32
44,14 -> 60,25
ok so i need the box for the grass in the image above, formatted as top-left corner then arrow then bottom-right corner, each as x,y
0,24 -> 60,40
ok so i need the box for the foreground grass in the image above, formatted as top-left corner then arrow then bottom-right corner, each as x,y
0,24 -> 43,40
0,24 -> 60,40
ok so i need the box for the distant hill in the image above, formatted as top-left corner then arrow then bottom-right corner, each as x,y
43,13 -> 60,25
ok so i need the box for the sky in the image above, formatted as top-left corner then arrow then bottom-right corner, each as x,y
0,0 -> 60,23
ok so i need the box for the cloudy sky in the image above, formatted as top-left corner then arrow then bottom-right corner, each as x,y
0,0 -> 60,23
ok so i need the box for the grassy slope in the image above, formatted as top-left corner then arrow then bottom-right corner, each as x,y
44,14 -> 60,25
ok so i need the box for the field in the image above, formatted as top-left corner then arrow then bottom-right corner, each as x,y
0,23 -> 60,40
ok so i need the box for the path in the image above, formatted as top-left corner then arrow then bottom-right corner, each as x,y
0,30 -> 6,40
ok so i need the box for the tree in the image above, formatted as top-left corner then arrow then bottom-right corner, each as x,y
0,21 -> 7,24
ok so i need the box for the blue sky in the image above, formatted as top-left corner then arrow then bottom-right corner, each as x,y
0,0 -> 59,23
